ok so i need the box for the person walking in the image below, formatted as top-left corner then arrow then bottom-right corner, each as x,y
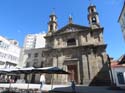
40,74 -> 45,93
71,80 -> 76,93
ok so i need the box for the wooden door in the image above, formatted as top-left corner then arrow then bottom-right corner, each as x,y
68,65 -> 78,83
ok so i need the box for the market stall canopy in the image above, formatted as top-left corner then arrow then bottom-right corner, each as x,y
33,67 -> 69,74
0,67 -> 69,74
18,67 -> 35,74
0,68 -> 19,74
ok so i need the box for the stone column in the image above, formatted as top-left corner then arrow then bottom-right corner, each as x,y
87,50 -> 95,80
53,56 -> 59,83
96,55 -> 103,70
92,53 -> 100,79
80,35 -> 85,45
99,32 -> 103,43
77,61 -> 80,84
55,53 -> 65,84
87,33 -> 91,44
62,65 -> 68,83
87,54 -> 92,80
54,38 -> 57,48
53,56 -> 57,66
82,54 -> 89,84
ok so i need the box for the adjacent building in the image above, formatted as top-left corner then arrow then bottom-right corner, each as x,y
118,2 -> 125,41
25,48 -> 45,68
43,4 -> 111,85
111,55 -> 125,88
23,48 -> 46,83
0,36 -> 20,68
18,33 -> 46,67
23,33 -> 46,49
19,33 -> 46,82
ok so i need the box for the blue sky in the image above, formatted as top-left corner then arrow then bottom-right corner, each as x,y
0,0 -> 124,60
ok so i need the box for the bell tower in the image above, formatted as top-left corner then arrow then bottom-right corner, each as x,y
48,11 -> 58,33
88,4 -> 100,29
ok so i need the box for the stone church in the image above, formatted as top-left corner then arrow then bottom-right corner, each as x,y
43,4 -> 111,85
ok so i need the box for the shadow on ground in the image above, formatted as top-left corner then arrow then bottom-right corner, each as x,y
49,86 -> 125,93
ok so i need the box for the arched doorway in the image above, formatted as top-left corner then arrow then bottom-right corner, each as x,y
68,65 -> 78,83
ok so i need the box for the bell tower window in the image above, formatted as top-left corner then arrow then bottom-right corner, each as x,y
88,5 -> 100,28
50,24 -> 53,31
91,8 -> 94,13
67,38 -> 76,46
92,17 -> 96,24
51,17 -> 53,21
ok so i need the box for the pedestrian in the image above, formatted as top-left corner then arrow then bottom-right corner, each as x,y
71,80 -> 76,93
40,74 -> 45,93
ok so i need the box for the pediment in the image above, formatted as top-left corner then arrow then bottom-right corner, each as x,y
54,23 -> 90,34
118,54 -> 125,64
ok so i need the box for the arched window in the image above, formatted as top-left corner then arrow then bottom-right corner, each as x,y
92,17 -> 96,24
117,72 -> 125,84
51,17 -> 53,21
91,8 -> 94,13
50,24 -> 53,31
67,38 -> 76,46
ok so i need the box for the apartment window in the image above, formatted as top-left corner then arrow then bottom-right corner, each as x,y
34,53 -> 38,57
67,38 -> 76,46
33,59 -> 38,67
28,53 -> 31,58
41,53 -> 44,57
41,61 -> 43,67
117,72 -> 125,84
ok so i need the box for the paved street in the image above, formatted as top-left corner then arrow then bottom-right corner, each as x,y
50,86 -> 125,93
0,83 -> 124,93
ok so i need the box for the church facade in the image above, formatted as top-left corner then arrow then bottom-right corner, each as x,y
43,5 -> 111,85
